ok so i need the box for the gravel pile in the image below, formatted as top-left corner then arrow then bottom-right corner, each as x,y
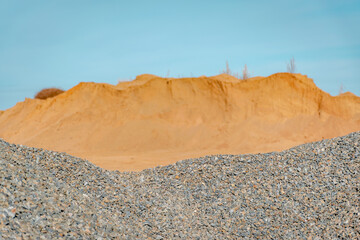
1,132 -> 359,239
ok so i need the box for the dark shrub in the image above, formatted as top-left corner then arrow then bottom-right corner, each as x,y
34,88 -> 64,100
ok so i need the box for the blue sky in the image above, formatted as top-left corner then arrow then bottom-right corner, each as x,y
0,0 -> 359,110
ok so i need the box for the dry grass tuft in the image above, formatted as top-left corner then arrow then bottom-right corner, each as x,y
221,61 -> 242,79
34,88 -> 64,100
242,64 -> 249,80
287,57 -> 296,73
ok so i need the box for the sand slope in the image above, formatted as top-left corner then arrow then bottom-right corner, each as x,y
0,73 -> 359,171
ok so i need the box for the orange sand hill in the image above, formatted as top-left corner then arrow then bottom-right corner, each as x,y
0,73 -> 359,171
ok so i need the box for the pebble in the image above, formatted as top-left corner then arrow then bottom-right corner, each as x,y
0,132 -> 359,239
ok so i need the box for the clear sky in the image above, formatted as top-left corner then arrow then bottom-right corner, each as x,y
0,0 -> 359,110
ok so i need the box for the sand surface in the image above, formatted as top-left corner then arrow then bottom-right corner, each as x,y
0,73 -> 359,171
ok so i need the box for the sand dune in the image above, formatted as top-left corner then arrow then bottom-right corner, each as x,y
0,73 -> 359,171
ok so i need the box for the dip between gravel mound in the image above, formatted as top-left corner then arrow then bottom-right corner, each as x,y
1,132 -> 359,239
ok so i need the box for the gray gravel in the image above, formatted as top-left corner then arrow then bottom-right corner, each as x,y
1,132 -> 359,239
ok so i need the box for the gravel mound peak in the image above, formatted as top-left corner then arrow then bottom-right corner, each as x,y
1,132 -> 359,239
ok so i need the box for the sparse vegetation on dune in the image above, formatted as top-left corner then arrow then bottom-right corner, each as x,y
242,64 -> 249,80
221,61 -> 243,79
287,57 -> 296,73
34,88 -> 64,100
338,83 -> 344,95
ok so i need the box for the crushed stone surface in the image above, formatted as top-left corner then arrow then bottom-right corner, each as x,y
1,132 -> 359,239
